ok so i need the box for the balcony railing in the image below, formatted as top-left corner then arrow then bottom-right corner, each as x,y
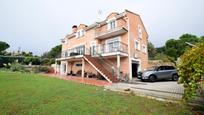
61,45 -> 85,58
95,26 -> 128,39
91,41 -> 128,55
61,41 -> 128,58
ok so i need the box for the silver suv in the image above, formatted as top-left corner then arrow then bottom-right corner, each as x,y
138,66 -> 179,82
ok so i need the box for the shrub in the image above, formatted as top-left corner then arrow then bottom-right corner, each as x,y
154,53 -> 174,63
177,43 -> 204,101
23,57 -> 40,65
32,66 -> 50,73
40,58 -> 55,65
39,66 -> 49,73
10,63 -> 26,72
41,58 -> 50,65
0,56 -> 24,67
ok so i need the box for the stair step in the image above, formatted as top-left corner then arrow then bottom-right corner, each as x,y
83,55 -> 118,83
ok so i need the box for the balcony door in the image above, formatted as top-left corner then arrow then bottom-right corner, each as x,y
105,37 -> 120,53
91,41 -> 97,55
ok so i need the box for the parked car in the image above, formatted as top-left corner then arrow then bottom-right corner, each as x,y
138,66 -> 179,82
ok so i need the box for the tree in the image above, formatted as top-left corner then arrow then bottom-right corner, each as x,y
156,34 -> 202,61
40,45 -> 62,65
178,43 -> 204,101
0,41 -> 10,53
23,57 -> 40,65
148,42 -> 157,59
200,36 -> 204,42
156,46 -> 165,53
154,53 -> 174,63
165,39 -> 178,59
21,51 -> 33,57
47,45 -> 62,58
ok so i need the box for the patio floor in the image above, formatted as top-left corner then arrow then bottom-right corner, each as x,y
42,74 -> 111,87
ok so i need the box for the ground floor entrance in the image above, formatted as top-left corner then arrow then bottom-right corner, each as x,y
132,60 -> 139,78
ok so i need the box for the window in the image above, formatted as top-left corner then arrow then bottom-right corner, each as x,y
107,20 -> 116,30
75,45 -> 85,55
76,29 -> 85,38
80,30 -> 85,36
157,66 -> 166,71
135,40 -> 140,50
138,25 -> 142,39
76,63 -> 82,66
105,37 -> 120,52
165,66 -> 175,70
142,44 -> 147,53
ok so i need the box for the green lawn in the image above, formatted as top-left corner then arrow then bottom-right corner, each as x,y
0,71 -> 192,115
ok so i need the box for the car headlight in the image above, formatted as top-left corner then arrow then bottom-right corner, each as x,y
143,72 -> 150,76
142,72 -> 152,79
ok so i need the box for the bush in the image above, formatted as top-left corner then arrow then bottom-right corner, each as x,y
40,58 -> 55,65
10,63 -> 26,72
154,53 -> 175,63
178,43 -> 204,101
0,56 -> 24,67
32,66 -> 50,73
41,58 -> 50,65
23,57 -> 40,65
39,66 -> 49,73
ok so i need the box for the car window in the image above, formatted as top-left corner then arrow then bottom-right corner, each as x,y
165,66 -> 170,70
158,66 -> 165,71
165,66 -> 175,70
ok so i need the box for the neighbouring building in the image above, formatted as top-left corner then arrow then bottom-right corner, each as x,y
55,10 -> 148,83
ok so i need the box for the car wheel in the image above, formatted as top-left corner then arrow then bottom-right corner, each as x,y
149,75 -> 156,82
172,74 -> 179,81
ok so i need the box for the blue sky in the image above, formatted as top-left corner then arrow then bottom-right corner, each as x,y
0,0 -> 204,55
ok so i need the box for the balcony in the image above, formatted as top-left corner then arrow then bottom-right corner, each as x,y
61,45 -> 85,58
91,41 -> 128,57
95,26 -> 128,40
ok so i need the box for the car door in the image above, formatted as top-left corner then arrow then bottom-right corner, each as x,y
155,66 -> 166,80
163,66 -> 174,79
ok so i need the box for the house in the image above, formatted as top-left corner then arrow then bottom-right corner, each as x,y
55,10 -> 148,83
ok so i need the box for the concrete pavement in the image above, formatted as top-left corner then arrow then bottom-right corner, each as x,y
105,80 -> 184,100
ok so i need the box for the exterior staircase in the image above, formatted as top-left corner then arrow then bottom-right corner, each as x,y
83,55 -> 118,83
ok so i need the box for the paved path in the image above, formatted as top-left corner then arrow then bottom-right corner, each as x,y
42,74 -> 111,86
105,80 -> 184,100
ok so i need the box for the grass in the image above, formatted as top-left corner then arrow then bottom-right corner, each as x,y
0,71 -> 193,115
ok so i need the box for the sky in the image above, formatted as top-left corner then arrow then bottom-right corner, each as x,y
0,0 -> 204,55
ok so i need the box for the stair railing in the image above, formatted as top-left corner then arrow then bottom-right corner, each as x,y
84,47 -> 120,79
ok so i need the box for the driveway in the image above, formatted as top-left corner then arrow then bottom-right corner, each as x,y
105,79 -> 184,100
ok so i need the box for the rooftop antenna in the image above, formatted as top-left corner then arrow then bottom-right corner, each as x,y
97,9 -> 103,22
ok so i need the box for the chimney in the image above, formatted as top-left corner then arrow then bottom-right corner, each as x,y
72,25 -> 77,33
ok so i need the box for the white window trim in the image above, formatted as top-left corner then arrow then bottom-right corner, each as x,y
105,36 -> 121,52
138,24 -> 142,39
131,58 -> 142,72
142,44 -> 147,53
75,29 -> 85,38
106,18 -> 117,30
135,39 -> 140,50
105,36 -> 120,44
73,43 -> 86,48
